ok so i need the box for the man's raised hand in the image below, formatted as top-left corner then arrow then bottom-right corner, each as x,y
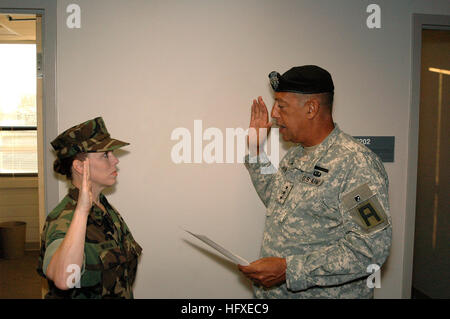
248,96 -> 272,156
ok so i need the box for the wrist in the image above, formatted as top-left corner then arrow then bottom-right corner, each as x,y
73,207 -> 90,218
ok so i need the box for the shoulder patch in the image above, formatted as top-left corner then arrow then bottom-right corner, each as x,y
342,183 -> 389,234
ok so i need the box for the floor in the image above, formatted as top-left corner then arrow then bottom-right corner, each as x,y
411,287 -> 432,299
0,250 -> 438,300
0,250 -> 42,299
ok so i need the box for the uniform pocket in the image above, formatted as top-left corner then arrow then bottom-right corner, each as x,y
318,188 -> 342,222
123,233 -> 142,259
341,183 -> 389,235
277,178 -> 342,242
98,245 -> 129,297
99,246 -> 127,269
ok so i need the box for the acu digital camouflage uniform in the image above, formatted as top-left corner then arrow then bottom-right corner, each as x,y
36,117 -> 142,299
245,124 -> 392,298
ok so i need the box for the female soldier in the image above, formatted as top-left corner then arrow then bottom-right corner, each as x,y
37,117 -> 142,298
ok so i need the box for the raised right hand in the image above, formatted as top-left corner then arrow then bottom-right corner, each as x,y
76,158 -> 93,214
248,96 -> 272,156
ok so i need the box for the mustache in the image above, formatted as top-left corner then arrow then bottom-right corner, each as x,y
271,119 -> 285,128
271,119 -> 280,127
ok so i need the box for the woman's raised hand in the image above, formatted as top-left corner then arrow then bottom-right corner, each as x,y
77,158 -> 93,215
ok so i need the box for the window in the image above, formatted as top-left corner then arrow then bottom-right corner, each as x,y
0,44 -> 37,175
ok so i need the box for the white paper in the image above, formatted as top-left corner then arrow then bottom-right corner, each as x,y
184,229 -> 250,266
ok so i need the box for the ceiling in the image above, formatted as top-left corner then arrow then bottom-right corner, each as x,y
0,14 -> 36,43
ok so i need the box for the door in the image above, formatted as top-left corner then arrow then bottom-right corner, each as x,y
0,12 -> 43,298
412,29 -> 450,299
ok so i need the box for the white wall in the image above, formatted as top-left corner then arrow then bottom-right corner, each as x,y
55,0 -> 450,298
0,178 -> 39,246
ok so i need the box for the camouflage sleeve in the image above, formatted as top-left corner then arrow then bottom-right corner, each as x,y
42,238 -> 86,276
244,152 -> 277,208
44,210 -> 75,248
37,208 -> 73,279
285,153 -> 392,291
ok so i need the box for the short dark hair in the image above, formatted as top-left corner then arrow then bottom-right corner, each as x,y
295,91 -> 334,113
53,153 -> 87,180
323,92 -> 334,112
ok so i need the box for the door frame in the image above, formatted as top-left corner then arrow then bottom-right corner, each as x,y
405,13 -> 450,299
0,0 -> 57,298
1,0 -> 57,241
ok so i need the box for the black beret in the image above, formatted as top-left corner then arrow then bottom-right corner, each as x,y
269,65 -> 334,94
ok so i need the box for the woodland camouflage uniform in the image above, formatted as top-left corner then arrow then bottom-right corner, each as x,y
37,117 -> 142,299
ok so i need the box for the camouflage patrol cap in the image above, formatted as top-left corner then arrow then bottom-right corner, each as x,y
51,117 -> 129,160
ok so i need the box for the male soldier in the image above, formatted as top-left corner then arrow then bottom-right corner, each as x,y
238,65 -> 392,298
